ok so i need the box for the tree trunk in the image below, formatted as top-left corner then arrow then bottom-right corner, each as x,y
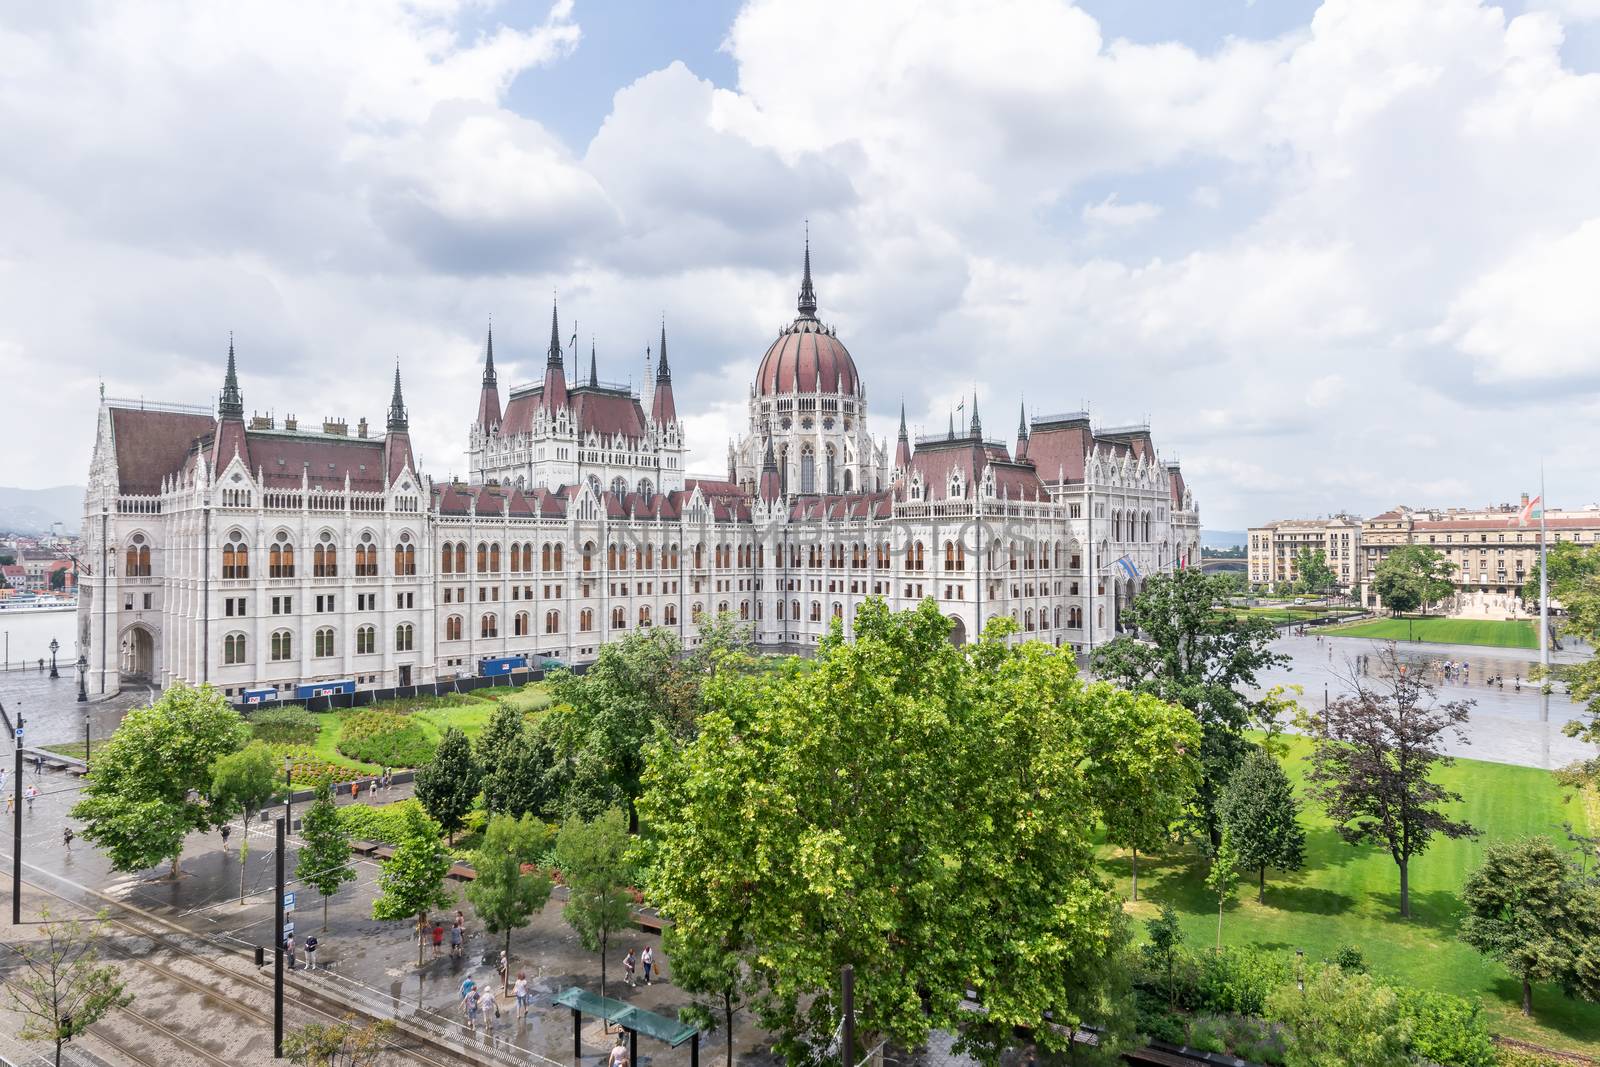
239,837 -> 249,904
1130,847 -> 1139,902
1258,865 -> 1266,905
725,991 -> 735,1067
322,891 -> 329,932
1398,858 -> 1410,918
505,928 -> 512,996
600,928 -> 609,1032
55,1037 -> 62,1067
171,851 -> 182,880
1522,977 -> 1532,1016
1216,898 -> 1223,950
417,911 -> 426,969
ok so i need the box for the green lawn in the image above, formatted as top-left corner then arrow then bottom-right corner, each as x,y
1108,736 -> 1598,1055
1324,615 -> 1537,649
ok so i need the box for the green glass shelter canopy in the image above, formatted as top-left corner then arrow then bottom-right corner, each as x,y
553,986 -> 701,1048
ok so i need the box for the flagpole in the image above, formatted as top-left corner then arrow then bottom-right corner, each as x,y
1539,466 -> 1549,673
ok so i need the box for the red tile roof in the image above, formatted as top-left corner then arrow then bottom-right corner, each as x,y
246,430 -> 388,490
109,407 -> 216,494
755,321 -> 860,397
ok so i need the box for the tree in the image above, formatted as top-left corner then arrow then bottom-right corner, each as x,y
466,813 -> 554,995
1091,569 -> 1285,846
1372,545 -> 1454,616
48,567 -> 67,591
1218,747 -> 1306,903
1095,684 -> 1202,901
296,780 -> 356,931
1459,836 -> 1600,1016
481,717 -> 566,820
1141,905 -> 1185,1008
553,807 -> 635,1013
1205,835 -> 1240,951
662,922 -> 750,1067
1304,645 -> 1478,918
371,804 -> 453,969
71,682 -> 250,877
1293,548 -> 1336,595
414,726 -> 478,844
642,599 -> 1200,1064
475,702 -> 526,813
1266,963 -> 1413,1067
283,1015 -> 396,1067
210,740 -> 281,904
5,909 -> 133,1067
1519,540 -> 1600,608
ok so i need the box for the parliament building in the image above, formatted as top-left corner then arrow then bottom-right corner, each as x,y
78,245 -> 1200,699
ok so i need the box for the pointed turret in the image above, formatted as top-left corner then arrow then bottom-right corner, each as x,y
388,364 -> 409,432
543,297 -> 568,413
894,400 -> 912,471
476,324 -> 502,431
797,228 -> 818,319
969,393 -> 982,439
588,338 -> 598,388
759,430 -> 782,503
219,333 -> 244,419
651,319 -> 677,424
1015,400 -> 1029,462
640,345 -> 656,416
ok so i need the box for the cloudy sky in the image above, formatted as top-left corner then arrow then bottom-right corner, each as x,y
3,0 -> 1599,531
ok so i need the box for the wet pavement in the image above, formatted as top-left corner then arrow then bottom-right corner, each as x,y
1252,632 -> 1595,769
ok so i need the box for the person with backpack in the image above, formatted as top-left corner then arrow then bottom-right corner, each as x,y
304,934 -> 319,972
62,826 -> 74,852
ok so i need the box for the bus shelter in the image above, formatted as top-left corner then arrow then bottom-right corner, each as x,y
553,986 -> 702,1067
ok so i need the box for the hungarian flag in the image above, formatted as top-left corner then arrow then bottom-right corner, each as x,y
1517,495 -> 1543,527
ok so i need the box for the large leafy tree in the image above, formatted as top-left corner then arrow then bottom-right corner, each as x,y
1459,836 -> 1600,1016
1218,747 -> 1306,903
1519,540 -> 1600,608
466,813 -> 554,995
474,702 -> 526,811
553,807 -> 635,1009
481,718 -> 567,820
1372,544 -> 1455,616
1293,548 -> 1337,595
1304,645 -> 1478,918
1090,569 -> 1284,846
295,779 -> 356,931
71,682 -> 250,877
414,726 -> 479,844
6,909 -> 133,1067
642,598 -> 1200,1064
1534,550 -> 1600,788
371,804 -> 453,969
1266,963 -> 1413,1067
210,740 -> 282,904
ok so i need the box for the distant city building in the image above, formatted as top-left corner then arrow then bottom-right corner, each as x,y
1360,495 -> 1600,614
1247,515 -> 1362,590
78,244 -> 1200,699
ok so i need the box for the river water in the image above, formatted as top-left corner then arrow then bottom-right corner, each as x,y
0,607 -> 79,672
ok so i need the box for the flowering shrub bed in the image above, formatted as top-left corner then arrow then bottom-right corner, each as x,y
335,710 -> 436,767
337,799 -> 438,844
249,707 -> 320,745
267,744 -> 363,785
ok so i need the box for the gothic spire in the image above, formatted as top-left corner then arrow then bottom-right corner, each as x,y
970,392 -> 982,438
547,297 -> 563,367
898,400 -> 908,439
482,322 -> 497,385
1017,400 -> 1028,439
219,332 -> 244,419
589,338 -> 598,387
656,318 -> 671,382
797,223 -> 817,319
388,363 -> 409,432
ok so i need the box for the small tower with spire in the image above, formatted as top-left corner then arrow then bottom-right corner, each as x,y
651,319 -> 677,425
894,400 -> 912,474
388,364 -> 409,432
969,392 -> 982,439
543,298 -> 568,413
759,428 -> 782,504
475,323 -> 501,432
219,333 -> 244,420
589,338 -> 599,388
384,363 -> 415,486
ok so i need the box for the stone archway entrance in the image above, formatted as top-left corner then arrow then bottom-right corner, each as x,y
120,625 -> 155,680
948,616 -> 968,646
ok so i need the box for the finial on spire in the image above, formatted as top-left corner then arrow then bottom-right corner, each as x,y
797,221 -> 817,319
970,392 -> 982,438
219,331 -> 244,419
1017,399 -> 1028,439
547,295 -> 563,367
388,361 -> 409,432
589,336 -> 598,387
483,320 -> 497,385
656,317 -> 671,382
898,399 -> 908,438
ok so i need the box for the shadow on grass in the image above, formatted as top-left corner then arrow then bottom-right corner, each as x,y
1369,888 -> 1463,935
1257,884 -> 1355,916
1298,825 -> 1364,873
1485,976 -> 1600,1045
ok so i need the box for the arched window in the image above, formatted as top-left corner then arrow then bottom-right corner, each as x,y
669,543 -> 680,568
270,535 -> 295,578
611,476 -> 628,498
912,541 -> 925,571
445,615 -> 463,641
843,469 -> 853,492
800,446 -> 816,493
791,599 -> 800,620
481,613 -> 498,638
125,537 -> 152,578
580,608 -> 594,632
665,604 -> 678,624
692,602 -> 704,622
541,543 -> 552,571
694,543 -> 704,569
611,606 -> 626,629
314,627 -> 335,657
395,623 -> 414,652
739,601 -> 749,620
270,629 -> 293,661
514,611 -> 529,637
809,601 -> 821,622
546,610 -> 561,634
356,625 -> 375,655
224,632 -> 246,665
644,544 -> 655,570
825,446 -> 836,494
510,544 -> 522,573
522,543 -> 534,572
639,605 -> 652,627
454,542 -> 467,574
833,601 -> 843,619
314,540 -> 336,578
489,543 -> 501,573
583,542 -> 595,572
477,543 -> 488,573
223,533 -> 248,579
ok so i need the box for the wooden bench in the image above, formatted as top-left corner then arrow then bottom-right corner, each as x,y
349,839 -> 384,856
633,911 -> 669,934
447,863 -> 477,882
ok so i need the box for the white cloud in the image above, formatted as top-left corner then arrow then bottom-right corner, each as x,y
1082,194 -> 1162,227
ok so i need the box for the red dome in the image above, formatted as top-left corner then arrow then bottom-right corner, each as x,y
755,318 -> 861,397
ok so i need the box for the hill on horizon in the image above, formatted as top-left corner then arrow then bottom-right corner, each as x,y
0,485 -> 84,536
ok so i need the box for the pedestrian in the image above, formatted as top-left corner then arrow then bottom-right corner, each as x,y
304,933 -> 318,972
351,778 -> 360,802
623,948 -> 636,987
609,1034 -> 630,1067
4,792 -> 11,815
62,826 -> 74,852
496,949 -> 508,988
285,933 -> 297,969
513,971 -> 530,1017
432,921 -> 444,956
33,753 -> 43,776
449,922 -> 463,959
479,985 -> 500,1030
641,945 -> 654,985
463,987 -> 480,1031
25,784 -> 37,814
460,974 -> 476,1002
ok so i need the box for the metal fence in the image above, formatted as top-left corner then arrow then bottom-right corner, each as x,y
231,662 -> 590,715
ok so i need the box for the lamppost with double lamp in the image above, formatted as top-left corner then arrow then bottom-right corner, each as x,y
48,639 -> 59,679
82,704 -> 92,765
283,755 -> 293,829
76,654 -> 87,703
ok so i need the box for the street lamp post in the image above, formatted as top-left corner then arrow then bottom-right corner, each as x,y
83,705 -> 92,765
76,655 -> 87,704
48,639 -> 59,680
283,756 -> 293,830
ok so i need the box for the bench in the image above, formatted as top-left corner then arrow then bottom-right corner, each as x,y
447,863 -> 477,882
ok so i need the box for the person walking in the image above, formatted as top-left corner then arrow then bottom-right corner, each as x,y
432,921 -> 444,956
304,933 -> 318,972
479,984 -> 500,1031
462,986 -> 480,1031
284,933 -> 297,970
513,971 -> 530,1018
609,1034 -> 630,1067
641,945 -> 654,986
351,778 -> 360,803
62,826 -> 73,852
220,823 -> 231,851
623,948 -> 636,987
496,949 -> 508,989
449,919 -> 463,959
24,784 -> 38,814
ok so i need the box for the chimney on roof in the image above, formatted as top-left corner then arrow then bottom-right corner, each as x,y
323,418 -> 348,436
285,414 -> 298,431
250,412 -> 273,430
1521,492 -> 1529,507
358,417 -> 368,438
